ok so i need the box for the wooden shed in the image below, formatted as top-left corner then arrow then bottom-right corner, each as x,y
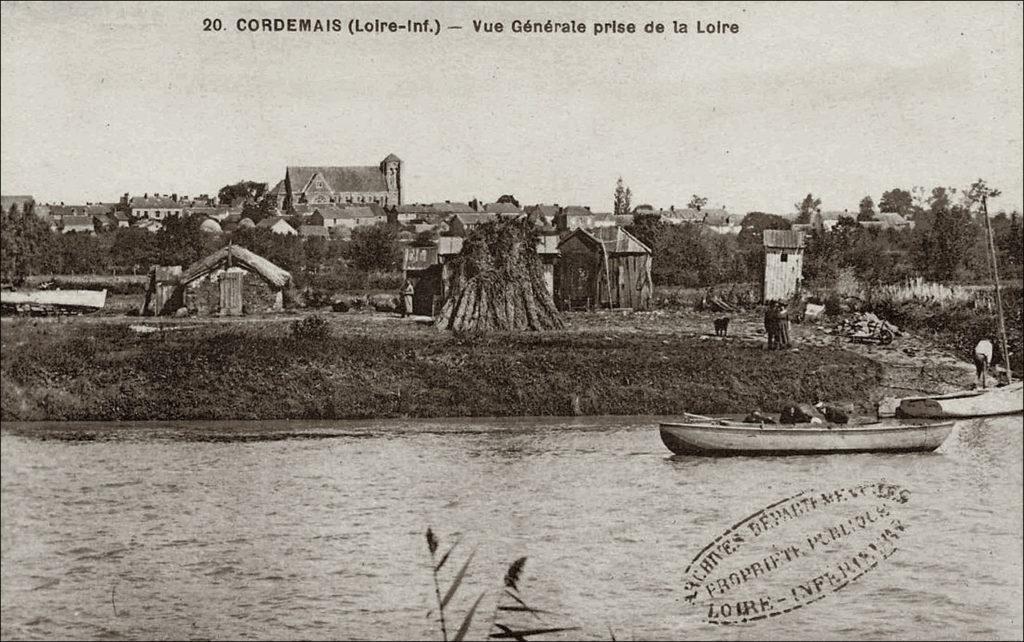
555,226 -> 652,311
762,229 -> 805,302
179,244 -> 292,315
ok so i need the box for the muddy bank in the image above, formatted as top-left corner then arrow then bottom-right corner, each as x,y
0,314 -> 885,422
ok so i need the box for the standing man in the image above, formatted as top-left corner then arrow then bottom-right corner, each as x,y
401,278 -> 415,318
974,338 -> 994,388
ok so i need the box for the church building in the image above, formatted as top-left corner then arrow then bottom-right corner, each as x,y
273,153 -> 402,211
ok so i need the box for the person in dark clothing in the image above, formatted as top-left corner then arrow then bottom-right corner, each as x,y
764,300 -> 777,350
777,301 -> 790,348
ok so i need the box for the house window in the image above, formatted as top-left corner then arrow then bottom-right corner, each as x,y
316,181 -> 325,189
781,253 -> 789,262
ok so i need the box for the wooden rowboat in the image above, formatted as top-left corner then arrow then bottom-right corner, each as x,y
896,381 -> 1023,419
659,419 -> 955,456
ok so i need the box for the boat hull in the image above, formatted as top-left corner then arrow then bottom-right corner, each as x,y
659,421 -> 955,457
897,381 -> 1023,419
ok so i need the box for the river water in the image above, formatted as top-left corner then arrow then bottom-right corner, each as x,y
1,415 -> 1021,640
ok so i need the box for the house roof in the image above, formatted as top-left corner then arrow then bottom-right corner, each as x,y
484,202 -> 521,214
658,208 -> 705,223
560,206 -> 594,217
763,229 -> 805,249
256,216 -> 295,230
182,244 -> 291,288
286,166 -> 387,193
299,225 -> 330,238
382,153 -> 402,163
450,212 -> 501,225
62,215 -> 94,228
525,204 -> 560,219
326,206 -> 378,219
700,209 -> 733,226
431,202 -> 477,214
560,226 -> 651,255
396,203 -> 437,215
129,196 -> 180,209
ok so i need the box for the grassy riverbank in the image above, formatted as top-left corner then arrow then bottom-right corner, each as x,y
0,313 -> 884,422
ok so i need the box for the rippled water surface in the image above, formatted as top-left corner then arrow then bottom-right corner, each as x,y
2,415 -> 1022,640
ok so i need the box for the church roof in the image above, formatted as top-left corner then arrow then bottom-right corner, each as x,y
286,166 -> 387,193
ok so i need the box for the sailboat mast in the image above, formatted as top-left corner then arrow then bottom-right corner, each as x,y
982,195 -> 1013,383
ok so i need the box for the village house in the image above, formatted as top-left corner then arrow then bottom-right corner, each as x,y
144,244 -> 292,316
524,204 -> 560,226
124,193 -> 183,220
862,212 -> 913,231
555,226 -> 653,311
762,229 -> 805,302
60,215 -> 96,234
482,202 -> 522,214
134,218 -> 164,233
276,153 -> 402,211
554,206 -> 617,232
446,212 -> 502,236
256,216 -> 298,235
393,203 -> 440,224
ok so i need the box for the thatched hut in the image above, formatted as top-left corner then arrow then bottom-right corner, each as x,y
181,244 -> 291,315
176,244 -> 291,315
555,226 -> 652,310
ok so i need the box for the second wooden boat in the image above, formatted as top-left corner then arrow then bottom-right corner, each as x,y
896,381 -> 1023,419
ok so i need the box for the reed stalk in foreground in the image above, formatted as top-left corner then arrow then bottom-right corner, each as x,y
425,528 -> 578,641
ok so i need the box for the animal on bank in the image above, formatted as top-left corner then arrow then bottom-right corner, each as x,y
714,317 -> 731,337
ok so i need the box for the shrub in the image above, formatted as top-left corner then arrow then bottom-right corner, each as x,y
290,315 -> 330,341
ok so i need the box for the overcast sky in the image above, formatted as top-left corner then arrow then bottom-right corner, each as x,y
2,1 -> 1022,213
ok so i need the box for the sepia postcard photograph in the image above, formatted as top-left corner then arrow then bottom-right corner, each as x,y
1,1 -> 1022,640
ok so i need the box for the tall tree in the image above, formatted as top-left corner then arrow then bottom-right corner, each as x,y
794,193 -> 821,224
0,201 -> 52,284
857,196 -> 876,221
218,180 -> 268,207
688,194 -> 708,212
878,188 -> 914,215
613,177 -> 632,216
347,223 -> 401,272
496,194 -> 521,208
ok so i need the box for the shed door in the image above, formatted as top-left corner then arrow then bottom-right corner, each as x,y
220,272 -> 244,315
557,253 -> 599,310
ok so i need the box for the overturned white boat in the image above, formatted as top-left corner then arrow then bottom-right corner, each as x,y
0,289 -> 107,315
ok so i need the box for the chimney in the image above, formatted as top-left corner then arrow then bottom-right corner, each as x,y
670,205 -> 675,212
585,206 -> 591,211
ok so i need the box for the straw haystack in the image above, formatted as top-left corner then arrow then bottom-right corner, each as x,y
434,217 -> 563,332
